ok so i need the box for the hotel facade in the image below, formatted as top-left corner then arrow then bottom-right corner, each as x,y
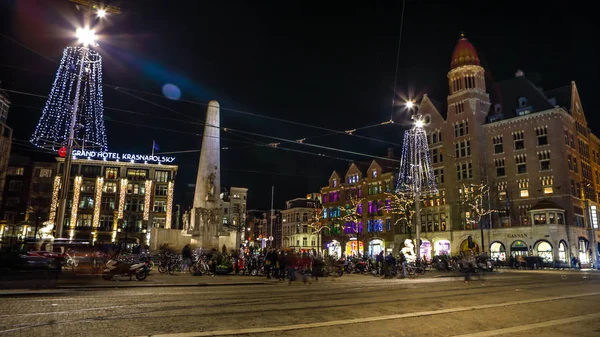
53,155 -> 177,246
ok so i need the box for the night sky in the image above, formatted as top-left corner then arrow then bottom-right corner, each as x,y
1,0 -> 598,210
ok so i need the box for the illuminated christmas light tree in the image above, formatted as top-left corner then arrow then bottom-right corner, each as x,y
396,110 -> 437,260
30,46 -> 107,151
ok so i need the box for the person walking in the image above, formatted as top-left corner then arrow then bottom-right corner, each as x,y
376,251 -> 384,275
278,251 -> 287,281
398,251 -> 407,279
265,248 -> 277,279
288,252 -> 298,285
181,244 -> 192,273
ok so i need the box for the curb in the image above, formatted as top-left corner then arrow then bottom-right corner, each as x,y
55,281 -> 271,289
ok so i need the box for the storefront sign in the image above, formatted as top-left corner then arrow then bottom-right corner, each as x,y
507,233 -> 528,238
72,150 -> 175,163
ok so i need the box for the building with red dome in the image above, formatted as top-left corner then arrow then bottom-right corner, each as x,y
406,34 -> 599,266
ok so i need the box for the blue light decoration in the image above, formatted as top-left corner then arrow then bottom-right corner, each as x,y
396,111 -> 437,261
396,112 -> 437,195
31,47 -> 108,151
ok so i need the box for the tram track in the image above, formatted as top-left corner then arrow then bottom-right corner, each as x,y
0,275 -> 595,334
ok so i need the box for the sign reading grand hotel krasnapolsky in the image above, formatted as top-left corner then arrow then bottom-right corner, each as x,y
72,150 -> 176,163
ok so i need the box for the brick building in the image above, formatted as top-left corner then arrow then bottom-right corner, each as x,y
405,34 -> 598,265
320,154 -> 398,258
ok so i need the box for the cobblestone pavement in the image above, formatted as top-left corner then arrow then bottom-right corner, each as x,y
0,270 -> 599,337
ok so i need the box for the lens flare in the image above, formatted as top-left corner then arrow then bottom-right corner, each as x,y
162,83 -> 181,100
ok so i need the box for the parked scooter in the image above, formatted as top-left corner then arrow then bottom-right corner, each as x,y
102,259 -> 148,281
475,253 -> 494,272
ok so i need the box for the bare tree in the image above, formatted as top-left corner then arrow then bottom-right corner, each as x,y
384,192 -> 415,228
461,183 -> 497,227
461,183 -> 497,253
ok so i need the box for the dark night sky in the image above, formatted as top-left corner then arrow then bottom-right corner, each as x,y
1,0 -> 598,210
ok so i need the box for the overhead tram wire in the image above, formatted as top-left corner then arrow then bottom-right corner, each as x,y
10,98 -> 357,163
111,86 -> 403,147
5,88 -> 399,163
0,34 -> 402,147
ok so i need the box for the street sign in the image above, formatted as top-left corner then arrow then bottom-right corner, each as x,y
268,236 -> 274,241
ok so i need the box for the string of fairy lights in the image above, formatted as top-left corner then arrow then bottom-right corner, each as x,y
30,47 -> 108,152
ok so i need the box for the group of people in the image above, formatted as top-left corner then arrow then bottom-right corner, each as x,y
261,247 -> 326,284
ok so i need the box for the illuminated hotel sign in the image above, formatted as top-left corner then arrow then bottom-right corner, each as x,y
71,150 -> 176,164
591,205 -> 598,229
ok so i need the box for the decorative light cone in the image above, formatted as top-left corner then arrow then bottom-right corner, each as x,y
396,113 -> 437,194
31,46 -> 107,151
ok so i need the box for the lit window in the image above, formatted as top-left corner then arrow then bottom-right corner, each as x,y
543,187 -> 553,195
520,190 -> 529,198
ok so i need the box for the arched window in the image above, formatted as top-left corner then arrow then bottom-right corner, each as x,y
518,97 -> 528,107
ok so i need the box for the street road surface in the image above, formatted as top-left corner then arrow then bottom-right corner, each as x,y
0,270 -> 599,337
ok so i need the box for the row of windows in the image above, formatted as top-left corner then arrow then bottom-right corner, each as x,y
492,128 -> 549,155
63,165 -> 172,182
76,181 -> 169,196
494,153 -> 551,177
73,197 -> 167,212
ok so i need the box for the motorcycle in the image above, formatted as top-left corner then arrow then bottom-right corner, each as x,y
102,259 -> 148,281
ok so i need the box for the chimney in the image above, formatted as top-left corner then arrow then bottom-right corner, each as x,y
515,69 -> 524,77
387,148 -> 394,159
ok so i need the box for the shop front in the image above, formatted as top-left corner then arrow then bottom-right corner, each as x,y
345,239 -> 364,257
578,237 -> 590,264
490,241 -> 506,261
558,240 -> 568,262
510,240 -> 529,257
433,239 -> 450,256
419,240 -> 431,261
368,239 -> 385,257
534,240 -> 553,263
326,240 -> 341,258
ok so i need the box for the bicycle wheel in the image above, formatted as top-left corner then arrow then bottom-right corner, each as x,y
158,264 -> 167,273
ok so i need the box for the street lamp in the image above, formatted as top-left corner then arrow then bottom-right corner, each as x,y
75,27 -> 97,46
55,28 -> 96,238
97,9 -> 106,18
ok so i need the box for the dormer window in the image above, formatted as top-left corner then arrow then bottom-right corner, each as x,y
494,104 -> 502,114
333,179 -> 338,187
348,174 -> 359,184
518,97 -> 528,107
372,170 -> 378,178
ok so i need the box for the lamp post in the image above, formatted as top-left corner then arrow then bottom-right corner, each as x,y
54,27 -> 98,238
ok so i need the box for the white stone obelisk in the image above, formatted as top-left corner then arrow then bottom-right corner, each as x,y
190,100 -> 222,249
